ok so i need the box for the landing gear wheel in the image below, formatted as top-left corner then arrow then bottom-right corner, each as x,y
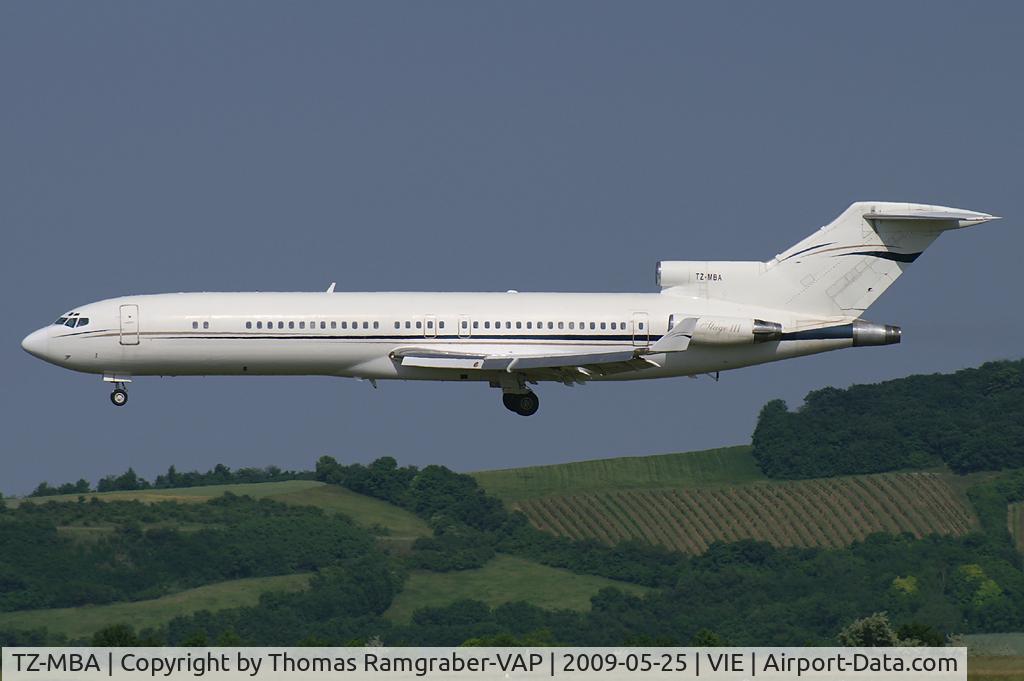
110,388 -> 128,407
502,391 -> 539,416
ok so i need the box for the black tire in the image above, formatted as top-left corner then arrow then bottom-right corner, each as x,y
502,393 -> 519,412
514,392 -> 539,416
110,389 -> 128,407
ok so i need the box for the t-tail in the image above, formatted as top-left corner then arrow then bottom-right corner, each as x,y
657,201 -> 1000,317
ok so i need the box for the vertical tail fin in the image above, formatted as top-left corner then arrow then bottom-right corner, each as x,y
658,202 -> 999,316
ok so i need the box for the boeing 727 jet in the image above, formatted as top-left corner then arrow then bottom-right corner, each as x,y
21,202 -> 999,415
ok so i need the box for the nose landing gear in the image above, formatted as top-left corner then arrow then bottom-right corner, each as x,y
110,384 -> 128,407
502,391 -> 539,416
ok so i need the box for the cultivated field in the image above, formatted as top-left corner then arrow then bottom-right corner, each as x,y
384,554 -> 649,622
1010,503 -> 1024,555
514,471 -> 976,553
0,574 -> 311,641
474,445 -> 762,501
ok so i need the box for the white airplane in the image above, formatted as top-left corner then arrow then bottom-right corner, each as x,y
22,202 -> 998,415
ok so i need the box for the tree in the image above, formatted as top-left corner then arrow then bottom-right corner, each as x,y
896,623 -> 945,647
92,624 -> 140,646
837,613 -> 918,646
30,482 -> 59,497
690,629 -> 730,646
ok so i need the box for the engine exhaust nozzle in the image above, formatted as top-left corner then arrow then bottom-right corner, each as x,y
852,320 -> 901,346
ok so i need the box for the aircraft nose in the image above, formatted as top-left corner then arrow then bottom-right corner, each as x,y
21,328 -> 49,360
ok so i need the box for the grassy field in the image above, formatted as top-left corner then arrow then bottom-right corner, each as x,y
1010,503 -> 1024,555
968,634 -> 1024,657
514,471 -> 976,553
0,573 -> 311,641
473,445 -> 763,501
11,480 -> 431,540
969,657 -> 1024,681
384,554 -> 649,623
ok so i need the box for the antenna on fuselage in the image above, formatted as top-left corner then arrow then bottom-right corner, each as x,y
326,282 -> 336,293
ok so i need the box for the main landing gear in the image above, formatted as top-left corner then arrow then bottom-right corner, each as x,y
110,384 -> 128,407
502,391 -> 539,416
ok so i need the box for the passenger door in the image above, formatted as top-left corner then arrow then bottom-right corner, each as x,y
119,304 -> 139,345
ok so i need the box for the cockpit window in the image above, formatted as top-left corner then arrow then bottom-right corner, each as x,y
54,312 -> 88,328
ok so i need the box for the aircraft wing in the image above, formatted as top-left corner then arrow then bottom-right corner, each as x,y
390,347 -> 659,383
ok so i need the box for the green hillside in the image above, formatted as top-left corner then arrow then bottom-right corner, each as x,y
0,574 -> 310,640
12,480 -> 430,541
473,445 -> 761,501
385,554 -> 649,622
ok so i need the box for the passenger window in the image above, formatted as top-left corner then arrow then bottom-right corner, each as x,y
438,321 -> 444,329
484,321 -> 490,329
341,322 -> 347,329
415,321 -> 422,329
462,320 -> 468,329
246,321 -> 252,329
394,321 -> 401,329
191,321 -> 198,329
331,321 -> 337,329
289,321 -> 295,329
256,321 -> 263,329
516,321 -> 522,329
319,321 -> 325,329
473,321 -> 479,329
526,322 -> 532,329
639,322 -> 645,330
405,321 -> 411,329
610,322 -> 616,330
203,321 -> 210,329
600,322 -> 606,330
505,321 -> 511,329
427,321 -> 433,329
364,321 -> 370,329
590,322 -> 596,330
277,322 -> 283,329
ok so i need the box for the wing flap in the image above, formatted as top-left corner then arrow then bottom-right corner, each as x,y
391,347 -> 655,379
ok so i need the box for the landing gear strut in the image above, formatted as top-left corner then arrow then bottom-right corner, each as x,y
110,385 -> 128,407
502,391 -> 539,416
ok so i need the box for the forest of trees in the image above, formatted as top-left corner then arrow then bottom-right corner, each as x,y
752,359 -> 1024,478
0,495 -> 381,611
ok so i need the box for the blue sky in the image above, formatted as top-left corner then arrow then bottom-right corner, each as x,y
2,1 -> 1021,495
